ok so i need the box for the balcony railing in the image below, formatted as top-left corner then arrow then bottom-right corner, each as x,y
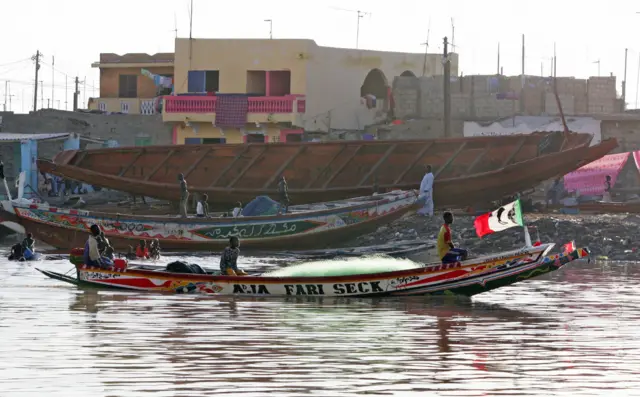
164,95 -> 306,114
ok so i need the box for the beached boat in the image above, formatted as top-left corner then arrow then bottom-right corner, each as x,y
37,133 -> 615,208
0,190 -> 418,251
37,242 -> 589,297
549,201 -> 640,214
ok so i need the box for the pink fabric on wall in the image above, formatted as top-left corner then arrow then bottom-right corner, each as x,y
564,152 -> 630,195
634,151 -> 640,171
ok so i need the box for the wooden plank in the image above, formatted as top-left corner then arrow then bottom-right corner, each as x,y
304,145 -> 347,189
226,146 -> 268,188
357,144 -> 397,186
466,144 -> 492,174
262,146 -> 306,189
73,151 -> 89,167
183,148 -> 212,179
321,145 -> 364,189
208,145 -> 252,187
500,137 -> 526,168
144,149 -> 175,181
118,150 -> 145,177
434,142 -> 468,178
393,142 -> 434,184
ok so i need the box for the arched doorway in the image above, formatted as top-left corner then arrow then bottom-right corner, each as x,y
360,68 -> 389,99
400,70 -> 416,77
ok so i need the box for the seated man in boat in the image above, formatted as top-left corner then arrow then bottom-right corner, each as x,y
84,224 -> 112,268
125,246 -> 137,260
232,201 -> 243,217
149,239 -> 161,260
438,212 -> 468,264
136,240 -> 150,259
98,231 -> 115,260
21,232 -> 36,260
220,236 -> 247,276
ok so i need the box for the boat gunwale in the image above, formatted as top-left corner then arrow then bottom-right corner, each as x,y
72,243 -> 554,285
10,190 -> 418,224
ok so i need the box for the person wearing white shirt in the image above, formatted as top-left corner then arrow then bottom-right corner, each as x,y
232,202 -> 243,217
417,164 -> 434,216
196,194 -> 209,218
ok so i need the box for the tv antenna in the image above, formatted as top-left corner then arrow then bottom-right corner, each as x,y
329,7 -> 372,49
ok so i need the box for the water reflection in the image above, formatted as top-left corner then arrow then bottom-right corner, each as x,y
2,257 -> 640,396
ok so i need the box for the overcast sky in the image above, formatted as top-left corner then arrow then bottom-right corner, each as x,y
1,0 -> 639,113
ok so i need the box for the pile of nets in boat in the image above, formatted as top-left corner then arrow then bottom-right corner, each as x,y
265,256 -> 423,278
242,196 -> 280,216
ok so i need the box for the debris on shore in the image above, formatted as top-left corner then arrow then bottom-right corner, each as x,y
353,213 -> 640,262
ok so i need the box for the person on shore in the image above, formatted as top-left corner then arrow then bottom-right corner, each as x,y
546,178 -> 564,206
136,240 -> 150,259
603,175 -> 613,202
232,201 -> 243,217
277,176 -> 290,214
178,173 -> 189,217
196,194 -> 210,217
417,164 -> 434,216
438,212 -> 468,264
84,224 -> 111,268
220,236 -> 247,276
149,239 -> 161,260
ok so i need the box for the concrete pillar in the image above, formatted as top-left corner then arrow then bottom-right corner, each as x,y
20,139 -> 38,198
265,71 -> 271,96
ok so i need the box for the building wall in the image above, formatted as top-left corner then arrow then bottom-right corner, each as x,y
100,66 -> 174,98
172,38 -> 456,131
0,109 -> 172,152
175,122 -> 287,144
600,119 -> 640,153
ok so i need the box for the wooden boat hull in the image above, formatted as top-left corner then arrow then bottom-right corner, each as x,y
37,243 -> 589,297
37,133 -> 607,208
2,191 -> 418,251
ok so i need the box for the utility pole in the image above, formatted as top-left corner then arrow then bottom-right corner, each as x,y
3,81 -> 7,111
593,59 -> 601,76
497,42 -> 500,75
83,76 -> 87,109
264,19 -> 272,39
73,76 -> 79,111
52,56 -> 55,109
450,18 -> 455,52
47,98 -> 50,108
32,50 -> 41,112
622,48 -> 628,111
65,75 -> 68,110
421,18 -> 431,76
329,7 -> 370,49
443,36 -> 451,138
520,34 -> 525,112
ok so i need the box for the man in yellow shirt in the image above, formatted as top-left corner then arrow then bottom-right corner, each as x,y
437,212 -> 468,264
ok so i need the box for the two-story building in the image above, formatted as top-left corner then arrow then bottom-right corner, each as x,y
88,53 -> 174,114
163,38 -> 457,144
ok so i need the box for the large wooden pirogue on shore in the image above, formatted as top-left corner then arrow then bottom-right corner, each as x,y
37,132 -> 617,208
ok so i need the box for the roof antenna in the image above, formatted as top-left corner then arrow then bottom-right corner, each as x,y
173,12 -> 178,38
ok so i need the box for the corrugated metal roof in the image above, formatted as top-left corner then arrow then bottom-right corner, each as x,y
0,133 -> 69,142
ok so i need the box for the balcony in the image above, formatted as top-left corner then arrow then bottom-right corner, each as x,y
88,97 -> 158,115
162,95 -> 306,125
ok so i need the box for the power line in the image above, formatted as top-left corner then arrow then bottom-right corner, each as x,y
0,58 -> 31,68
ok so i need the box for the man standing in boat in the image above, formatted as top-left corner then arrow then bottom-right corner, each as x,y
278,175 -> 290,214
603,175 -> 613,202
84,224 -> 111,268
178,173 -> 189,217
417,164 -> 434,216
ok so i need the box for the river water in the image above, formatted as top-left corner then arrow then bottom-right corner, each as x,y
1,252 -> 639,396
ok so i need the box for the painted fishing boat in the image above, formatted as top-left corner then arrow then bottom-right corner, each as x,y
549,201 -> 640,214
37,133 -> 616,208
0,190 -> 418,251
37,242 -> 589,297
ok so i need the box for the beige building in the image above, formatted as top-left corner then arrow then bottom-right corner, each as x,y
164,38 -> 458,144
88,53 -> 174,114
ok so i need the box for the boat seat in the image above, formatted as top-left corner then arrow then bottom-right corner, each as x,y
165,261 -> 207,274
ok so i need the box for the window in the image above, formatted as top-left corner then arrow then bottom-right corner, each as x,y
269,71 -> 291,96
98,102 -> 107,112
188,70 -> 219,93
118,75 -> 138,98
246,71 -> 266,96
120,102 -> 130,114
203,138 -> 226,144
205,71 -> 219,92
245,133 -> 265,143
